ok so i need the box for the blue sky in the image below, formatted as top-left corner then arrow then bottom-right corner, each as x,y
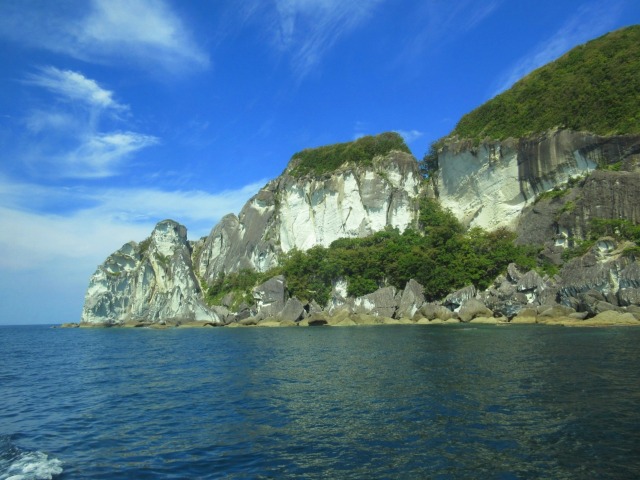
1,0 -> 639,325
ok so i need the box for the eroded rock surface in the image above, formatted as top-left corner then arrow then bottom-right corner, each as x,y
81,220 -> 227,326
436,129 -> 640,231
197,151 -> 422,283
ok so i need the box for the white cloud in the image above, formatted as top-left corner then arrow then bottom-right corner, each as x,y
25,110 -> 77,134
25,66 -> 127,111
0,0 -> 209,74
52,131 -> 159,178
79,0 -> 210,73
0,175 -> 268,267
491,1 -> 624,96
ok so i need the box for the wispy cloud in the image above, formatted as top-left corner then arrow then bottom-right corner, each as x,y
25,66 -> 127,111
50,131 -> 159,179
252,0 -> 385,78
397,0 -> 502,64
491,1 -> 624,96
0,0 -> 209,74
395,129 -> 424,143
22,67 -> 157,178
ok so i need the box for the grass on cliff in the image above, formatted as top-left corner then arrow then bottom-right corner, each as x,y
450,25 -> 640,141
289,132 -> 411,178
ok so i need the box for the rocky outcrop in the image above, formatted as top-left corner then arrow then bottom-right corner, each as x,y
81,220 -> 227,326
197,150 -> 422,283
252,275 -> 287,318
436,129 -> 640,231
397,279 -> 425,318
517,170 -> 640,248
81,129 -> 640,327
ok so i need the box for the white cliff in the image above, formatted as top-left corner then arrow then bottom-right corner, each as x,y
197,150 -> 422,283
435,129 -> 606,230
81,220 -> 227,326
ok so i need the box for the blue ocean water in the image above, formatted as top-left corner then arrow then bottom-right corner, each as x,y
1,324 -> 640,479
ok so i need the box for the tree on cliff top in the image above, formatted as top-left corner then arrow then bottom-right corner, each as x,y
450,25 -> 640,141
288,131 -> 411,177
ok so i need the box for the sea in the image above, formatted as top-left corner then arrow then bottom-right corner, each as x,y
1,324 -> 640,479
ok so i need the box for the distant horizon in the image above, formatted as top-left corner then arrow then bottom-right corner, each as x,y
1,1 -> 639,325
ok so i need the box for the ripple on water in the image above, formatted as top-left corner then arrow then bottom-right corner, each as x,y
1,325 -> 640,479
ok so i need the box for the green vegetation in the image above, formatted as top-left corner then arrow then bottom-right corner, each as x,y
156,253 -> 170,269
535,187 -> 570,203
203,197 -> 540,307
562,239 -> 596,261
450,26 -> 640,141
558,201 -> 576,215
589,218 -> 640,243
289,132 -> 411,178
599,161 -> 623,171
278,198 -> 538,303
205,269 -> 272,309
562,218 -> 640,260
419,142 -> 440,177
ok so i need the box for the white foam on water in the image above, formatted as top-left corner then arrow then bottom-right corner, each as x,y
1,451 -> 63,480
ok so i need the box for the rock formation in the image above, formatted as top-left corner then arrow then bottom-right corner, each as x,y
81,220 -> 227,326
79,129 -> 640,327
435,129 -> 640,231
195,150 -> 421,283
81,148 -> 423,326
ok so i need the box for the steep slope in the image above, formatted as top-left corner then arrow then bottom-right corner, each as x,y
80,27 -> 640,326
435,130 -> 640,230
452,25 -> 640,140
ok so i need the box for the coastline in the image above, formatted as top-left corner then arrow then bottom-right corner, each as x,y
61,309 -> 640,329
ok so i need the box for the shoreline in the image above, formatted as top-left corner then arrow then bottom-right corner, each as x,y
60,310 -> 640,329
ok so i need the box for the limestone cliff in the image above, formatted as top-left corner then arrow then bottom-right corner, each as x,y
196,150 -> 421,283
81,148 -> 422,325
435,129 -> 640,230
81,220 -> 227,326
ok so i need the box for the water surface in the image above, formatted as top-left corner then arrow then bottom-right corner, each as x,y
2,324 -> 639,479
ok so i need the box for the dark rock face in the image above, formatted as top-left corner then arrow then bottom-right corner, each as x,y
279,297 -> 305,323
458,299 -> 493,322
353,286 -> 398,318
443,286 -> 477,310
517,132 -> 640,198
481,240 -> 640,320
436,130 -> 640,231
517,170 -> 640,246
556,240 -> 640,310
252,275 -> 287,317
